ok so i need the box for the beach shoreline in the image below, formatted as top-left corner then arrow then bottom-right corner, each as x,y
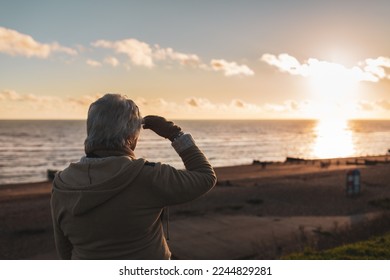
1,154 -> 390,259
2,154 -> 389,190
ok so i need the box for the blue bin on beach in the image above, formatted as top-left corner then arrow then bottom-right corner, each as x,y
346,169 -> 360,196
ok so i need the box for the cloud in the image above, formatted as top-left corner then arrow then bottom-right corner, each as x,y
92,38 -> 204,69
67,94 -> 103,106
357,101 -> 374,111
104,56 -> 119,67
229,99 -> 264,111
211,59 -> 254,77
92,39 -> 154,67
186,98 -> 198,107
375,100 -> 390,111
144,96 -> 314,118
92,37 -> 253,77
0,26 -> 77,58
0,90 -> 101,106
0,89 -> 62,103
184,97 -> 264,115
263,100 -> 311,115
86,59 -> 102,67
186,97 -> 216,109
261,53 -> 307,76
7,89 -> 382,119
86,56 -> 120,68
0,89 -> 56,102
363,56 -> 390,80
0,89 -> 22,101
351,99 -> 390,121
261,53 -> 390,82
153,46 -> 201,67
0,90 -> 103,119
232,99 -> 245,108
130,96 -> 265,118
182,98 -> 316,118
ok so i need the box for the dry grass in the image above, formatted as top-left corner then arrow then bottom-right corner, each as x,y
283,211 -> 390,259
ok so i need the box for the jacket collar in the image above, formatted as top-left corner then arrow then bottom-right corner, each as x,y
86,148 -> 136,159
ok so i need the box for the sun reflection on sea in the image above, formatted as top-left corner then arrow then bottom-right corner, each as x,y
312,118 -> 355,159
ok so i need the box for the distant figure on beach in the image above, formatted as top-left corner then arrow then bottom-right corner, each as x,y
50,93 -> 216,259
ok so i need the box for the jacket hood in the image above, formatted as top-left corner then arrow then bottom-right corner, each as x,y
52,155 -> 145,216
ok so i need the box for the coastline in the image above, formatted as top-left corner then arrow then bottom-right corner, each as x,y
1,154 -> 390,259
2,154 -> 389,191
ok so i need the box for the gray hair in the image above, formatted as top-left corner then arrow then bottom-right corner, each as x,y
84,93 -> 142,154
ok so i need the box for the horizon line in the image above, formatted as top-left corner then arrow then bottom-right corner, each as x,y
1,118 -> 390,122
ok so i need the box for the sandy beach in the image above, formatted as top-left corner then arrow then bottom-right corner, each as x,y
1,155 -> 390,259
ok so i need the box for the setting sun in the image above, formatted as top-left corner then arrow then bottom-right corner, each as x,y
308,59 -> 359,97
307,59 -> 360,120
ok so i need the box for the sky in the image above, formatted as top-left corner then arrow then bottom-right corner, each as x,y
1,0 -> 390,120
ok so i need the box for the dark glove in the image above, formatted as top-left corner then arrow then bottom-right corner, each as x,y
143,115 -> 182,142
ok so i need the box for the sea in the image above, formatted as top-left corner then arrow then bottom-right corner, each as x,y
1,119 -> 390,185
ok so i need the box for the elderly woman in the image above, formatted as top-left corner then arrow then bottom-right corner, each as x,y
51,93 -> 216,260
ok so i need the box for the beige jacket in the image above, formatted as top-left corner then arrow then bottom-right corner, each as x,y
51,134 -> 216,259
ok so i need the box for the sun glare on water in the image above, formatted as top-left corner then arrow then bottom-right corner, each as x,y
312,118 -> 355,159
307,59 -> 361,158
